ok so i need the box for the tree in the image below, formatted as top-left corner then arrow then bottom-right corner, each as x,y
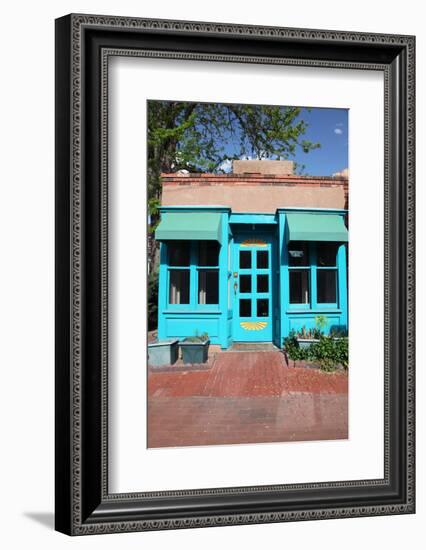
147,100 -> 320,274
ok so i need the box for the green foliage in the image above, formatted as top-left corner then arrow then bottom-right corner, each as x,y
314,315 -> 329,333
333,337 -> 349,369
309,336 -> 338,372
283,331 -> 310,362
147,100 -> 321,200
298,325 -> 321,339
184,331 -> 209,343
147,267 -> 159,331
283,332 -> 349,372
291,317 -> 329,340
148,197 -> 161,232
146,100 -> 322,274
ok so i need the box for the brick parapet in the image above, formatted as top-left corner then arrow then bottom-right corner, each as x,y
161,172 -> 348,187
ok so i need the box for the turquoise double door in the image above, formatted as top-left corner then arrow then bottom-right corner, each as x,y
232,232 -> 275,342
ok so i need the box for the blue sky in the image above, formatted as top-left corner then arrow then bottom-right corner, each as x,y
220,107 -> 348,177
296,107 -> 348,176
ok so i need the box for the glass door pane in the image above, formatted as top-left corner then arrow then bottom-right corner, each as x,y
239,299 -> 251,317
257,299 -> 269,317
257,274 -> 268,293
256,250 -> 268,269
239,250 -> 251,268
240,274 -> 252,293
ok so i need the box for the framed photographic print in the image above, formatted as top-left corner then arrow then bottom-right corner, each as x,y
55,14 -> 415,535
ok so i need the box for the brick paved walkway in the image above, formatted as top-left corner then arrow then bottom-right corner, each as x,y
148,351 -> 348,448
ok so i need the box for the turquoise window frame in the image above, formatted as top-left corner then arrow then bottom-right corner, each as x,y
287,242 -> 341,311
165,241 -> 220,311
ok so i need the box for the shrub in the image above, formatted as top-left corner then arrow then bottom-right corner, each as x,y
333,337 -> 349,370
148,267 -> 159,331
283,331 -> 310,364
283,332 -> 348,372
309,336 -> 338,372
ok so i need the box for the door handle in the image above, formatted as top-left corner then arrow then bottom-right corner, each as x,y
233,282 -> 238,295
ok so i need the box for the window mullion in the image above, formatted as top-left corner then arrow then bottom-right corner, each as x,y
190,241 -> 198,307
310,243 -> 317,308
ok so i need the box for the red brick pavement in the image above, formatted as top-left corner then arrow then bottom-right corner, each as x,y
148,351 -> 348,448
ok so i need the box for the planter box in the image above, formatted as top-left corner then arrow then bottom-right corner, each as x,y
148,339 -> 179,367
296,338 -> 320,350
296,337 -> 343,349
180,339 -> 210,364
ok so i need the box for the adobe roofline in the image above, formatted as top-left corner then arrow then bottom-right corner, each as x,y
160,172 -> 348,182
159,206 -> 348,215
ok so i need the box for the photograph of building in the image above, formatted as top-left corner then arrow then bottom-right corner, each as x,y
155,159 -> 348,349
147,100 -> 349,449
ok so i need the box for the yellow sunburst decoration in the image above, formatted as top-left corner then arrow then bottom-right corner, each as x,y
240,321 -> 268,331
241,239 -> 267,247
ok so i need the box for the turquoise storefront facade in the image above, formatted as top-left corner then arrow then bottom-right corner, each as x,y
155,205 -> 348,349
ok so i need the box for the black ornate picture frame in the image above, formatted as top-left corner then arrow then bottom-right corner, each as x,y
55,14 -> 415,535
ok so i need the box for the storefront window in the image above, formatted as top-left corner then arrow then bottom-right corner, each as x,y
168,241 -> 190,266
288,242 -> 310,267
198,270 -> 219,304
168,242 -> 190,304
166,240 -> 220,306
316,243 -> 338,304
198,241 -> 219,266
288,242 -> 340,307
289,241 -> 310,305
289,269 -> 310,304
317,269 -> 337,303
169,270 -> 190,304
317,243 -> 338,267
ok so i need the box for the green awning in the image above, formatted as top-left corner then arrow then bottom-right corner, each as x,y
286,212 -> 348,243
155,212 -> 223,243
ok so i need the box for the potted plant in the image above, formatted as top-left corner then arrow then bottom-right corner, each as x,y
295,315 -> 328,349
180,332 -> 210,364
148,339 -> 179,367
